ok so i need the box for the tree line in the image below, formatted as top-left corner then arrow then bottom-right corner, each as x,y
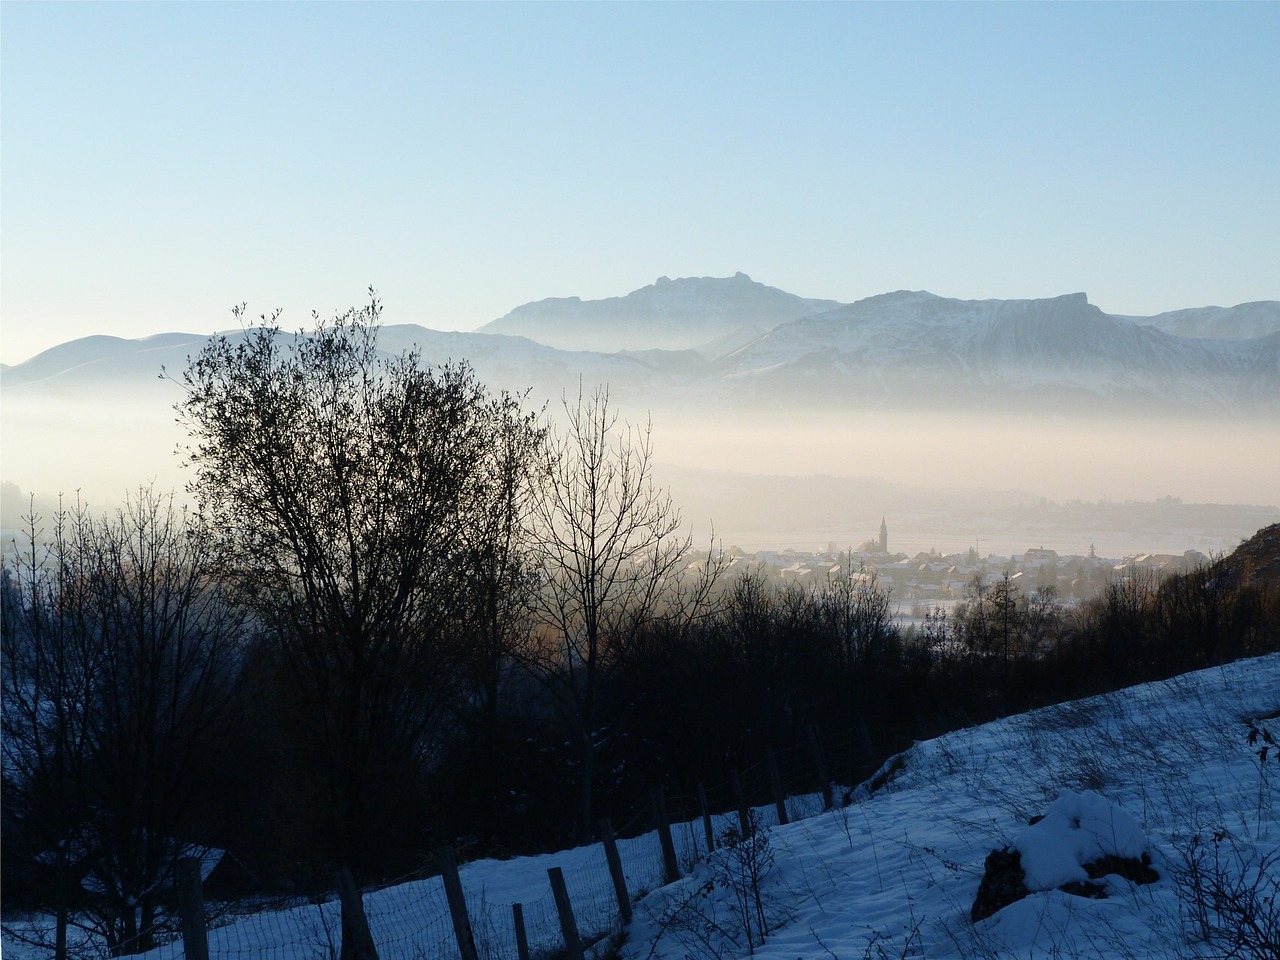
4,295 -> 1277,959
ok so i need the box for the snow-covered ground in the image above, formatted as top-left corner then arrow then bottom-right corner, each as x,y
625,654 -> 1280,960
6,655 -> 1277,960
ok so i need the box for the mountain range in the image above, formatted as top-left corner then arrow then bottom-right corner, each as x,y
713,289 -> 1279,415
4,275 -> 1277,417
478,272 -> 841,355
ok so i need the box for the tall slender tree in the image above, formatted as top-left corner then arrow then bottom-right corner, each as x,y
531,385 -> 689,840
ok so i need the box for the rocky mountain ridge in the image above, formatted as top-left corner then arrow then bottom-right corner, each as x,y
478,272 -> 842,354
714,290 -> 1279,414
4,280 -> 1277,417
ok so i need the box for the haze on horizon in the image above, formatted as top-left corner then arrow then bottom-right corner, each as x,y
3,4 -> 1277,557
2,3 -> 1278,366
3,351 -> 1277,560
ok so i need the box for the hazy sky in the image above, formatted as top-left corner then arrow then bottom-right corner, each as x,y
3,2 -> 1277,366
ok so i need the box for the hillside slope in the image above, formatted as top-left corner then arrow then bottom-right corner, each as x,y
7,656 -> 1274,960
1214,522 -> 1280,591
624,654 -> 1280,959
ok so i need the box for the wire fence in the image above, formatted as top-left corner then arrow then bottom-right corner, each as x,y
35,735 -> 850,960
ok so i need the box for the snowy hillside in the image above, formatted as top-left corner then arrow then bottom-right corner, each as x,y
624,654 -> 1280,960
479,273 -> 844,355
7,656 -> 1275,960
1124,301 -> 1280,341
0,333 -> 210,391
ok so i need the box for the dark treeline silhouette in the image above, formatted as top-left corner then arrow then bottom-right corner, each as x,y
3,298 -> 1277,959
2,490 -> 245,958
532,547 -> 1279,849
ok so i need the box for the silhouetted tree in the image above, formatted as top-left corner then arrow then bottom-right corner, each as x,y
1093,567 -> 1157,682
531,385 -> 689,841
177,294 -> 505,958
2,489 -> 243,957
453,389 -> 546,845
821,559 -> 894,671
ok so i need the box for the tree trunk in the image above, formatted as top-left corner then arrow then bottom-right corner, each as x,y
578,731 -> 595,844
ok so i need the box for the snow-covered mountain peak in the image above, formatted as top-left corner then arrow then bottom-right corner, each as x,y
479,273 -> 844,354
850,289 -> 1089,315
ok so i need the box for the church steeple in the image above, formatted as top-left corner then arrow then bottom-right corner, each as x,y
879,517 -> 888,554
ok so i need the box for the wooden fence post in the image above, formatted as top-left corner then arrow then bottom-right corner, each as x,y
807,725 -> 834,810
333,865 -> 379,960
731,767 -> 752,838
598,819 -> 633,924
696,782 -> 716,852
438,847 -> 479,960
56,847 -> 69,960
766,745 -> 788,826
652,788 -> 681,883
512,903 -> 530,960
176,857 -> 209,960
547,867 -> 584,960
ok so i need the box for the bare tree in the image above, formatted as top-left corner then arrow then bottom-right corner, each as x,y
959,572 -> 1026,705
820,558 -> 894,671
1092,565 -> 1157,682
2,489 -> 243,958
816,558 -> 896,752
1024,584 -> 1062,660
3,502 -> 97,960
453,390 -> 546,844
531,385 -> 689,840
176,294 -> 500,959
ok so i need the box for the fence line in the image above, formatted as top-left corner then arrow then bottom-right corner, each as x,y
110,738 -> 845,960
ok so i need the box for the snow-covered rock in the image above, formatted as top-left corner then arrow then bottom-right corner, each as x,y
1015,791 -> 1150,892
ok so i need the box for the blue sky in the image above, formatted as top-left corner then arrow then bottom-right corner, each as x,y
3,1 -> 1277,365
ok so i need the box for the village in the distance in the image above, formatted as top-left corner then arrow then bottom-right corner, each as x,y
683,500 -> 1279,627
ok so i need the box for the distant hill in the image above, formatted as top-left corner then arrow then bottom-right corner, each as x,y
478,272 -> 843,355
0,332 -> 210,390
1123,301 -> 1280,341
0,325 -> 691,408
1214,523 -> 1280,590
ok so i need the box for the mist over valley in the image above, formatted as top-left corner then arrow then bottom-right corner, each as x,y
3,274 -> 1276,559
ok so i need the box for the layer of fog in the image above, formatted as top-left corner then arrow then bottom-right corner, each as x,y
647,408 -> 1278,506
1,390 -> 189,520
3,391 -> 1276,559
